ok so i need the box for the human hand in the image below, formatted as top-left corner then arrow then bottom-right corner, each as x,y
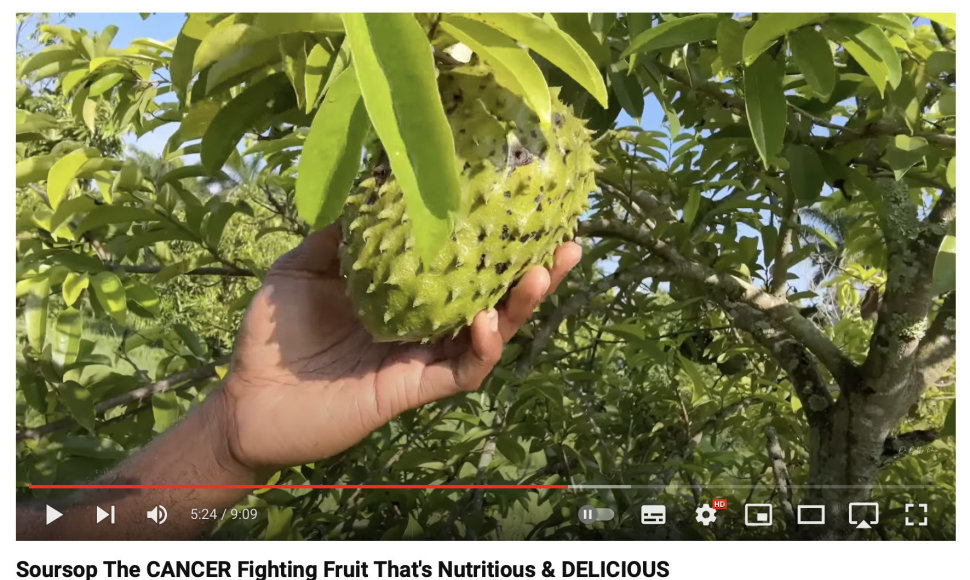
215,224 -> 582,474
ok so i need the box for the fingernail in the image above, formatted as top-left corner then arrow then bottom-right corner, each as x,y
487,308 -> 498,332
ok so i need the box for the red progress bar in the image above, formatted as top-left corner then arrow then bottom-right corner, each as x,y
29,484 -> 569,490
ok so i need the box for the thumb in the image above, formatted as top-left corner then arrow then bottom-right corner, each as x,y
271,223 -> 342,275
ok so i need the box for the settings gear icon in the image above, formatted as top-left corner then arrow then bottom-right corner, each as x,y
695,503 -> 717,526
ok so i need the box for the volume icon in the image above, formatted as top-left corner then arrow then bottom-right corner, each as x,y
146,505 -> 168,525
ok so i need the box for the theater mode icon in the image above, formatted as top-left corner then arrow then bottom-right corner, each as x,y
640,505 -> 666,525
848,502 -> 879,529
796,505 -> 825,525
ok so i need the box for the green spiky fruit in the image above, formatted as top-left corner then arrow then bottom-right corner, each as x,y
341,65 -> 596,343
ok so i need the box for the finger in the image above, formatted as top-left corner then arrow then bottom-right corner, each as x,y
454,309 -> 503,391
414,310 -> 500,403
271,224 -> 342,275
545,241 -> 582,298
498,267 -> 550,342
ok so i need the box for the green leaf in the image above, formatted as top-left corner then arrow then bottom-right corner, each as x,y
304,42 -> 334,113
744,54 -> 787,168
251,13 -> 343,35
74,205 -> 159,237
16,155 -> 55,186
46,149 -> 91,210
716,18 -> 746,68
789,27 -> 836,100
826,20 -> 901,96
496,435 -> 528,464
946,157 -> 955,188
24,276 -> 51,352
171,15 -> 212,101
884,135 -> 929,180
91,271 -> 127,325
915,13 -> 955,30
609,67 -> 644,120
173,323 -> 206,358
279,36 -> 308,112
678,353 -> 708,404
16,110 -> 59,134
440,15 -> 552,123
193,18 -> 266,74
295,67 -> 370,230
742,13 -> 826,66
125,281 -> 161,318
343,13 -> 461,263
940,402 -> 955,438
62,272 -> 89,307
52,308 -> 83,370
552,13 -> 608,66
786,144 -> 825,203
683,188 -> 701,226
88,72 -> 125,96
622,14 -> 721,58
932,235 -> 956,294
265,507 -> 295,540
200,72 -> 296,172
57,381 -> 96,434
152,391 -> 186,433
464,13 -> 607,108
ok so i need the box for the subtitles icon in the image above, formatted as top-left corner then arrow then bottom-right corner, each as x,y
146,505 -> 168,525
640,505 -> 666,525
848,502 -> 879,529
745,504 -> 773,526
796,505 -> 825,525
904,503 -> 928,527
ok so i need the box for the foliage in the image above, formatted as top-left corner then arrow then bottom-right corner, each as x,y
16,12 -> 955,540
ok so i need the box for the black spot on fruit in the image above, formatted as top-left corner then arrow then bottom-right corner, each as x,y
501,225 -> 510,240
553,113 -> 563,128
366,193 -> 378,206
504,190 -> 511,199
495,262 -> 509,274
477,254 -> 486,272
478,230 -> 487,242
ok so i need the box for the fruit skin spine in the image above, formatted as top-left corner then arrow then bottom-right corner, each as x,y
341,65 -> 596,343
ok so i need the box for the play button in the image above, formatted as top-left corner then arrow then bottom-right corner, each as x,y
46,505 -> 63,525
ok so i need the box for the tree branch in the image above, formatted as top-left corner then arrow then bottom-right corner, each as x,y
766,427 -> 795,531
578,217 -> 859,391
106,264 -> 256,277
16,358 -> 228,441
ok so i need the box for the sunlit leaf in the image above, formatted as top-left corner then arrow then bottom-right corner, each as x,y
744,53 -> 787,167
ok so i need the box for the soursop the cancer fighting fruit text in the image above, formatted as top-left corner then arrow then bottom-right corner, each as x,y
341,65 -> 596,343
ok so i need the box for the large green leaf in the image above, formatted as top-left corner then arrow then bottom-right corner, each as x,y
623,13 -> 721,58
789,27 -> 836,100
91,271 -> 127,325
744,54 -> 787,168
295,67 -> 370,230
56,381 -> 96,434
74,205 -> 159,236
440,15 -> 552,123
932,235 -> 956,294
46,149 -> 92,210
716,18 -> 746,68
170,14 -> 211,101
343,13 -> 461,262
463,13 -> 608,108
23,276 -> 51,352
825,20 -> 901,96
742,13 -> 826,66
52,308 -> 83,369
62,272 -> 88,307
200,72 -> 296,172
786,144 -> 825,203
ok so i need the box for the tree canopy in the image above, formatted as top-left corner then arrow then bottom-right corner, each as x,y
16,12 -> 955,540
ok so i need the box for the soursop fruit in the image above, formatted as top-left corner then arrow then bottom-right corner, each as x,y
340,65 -> 596,343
